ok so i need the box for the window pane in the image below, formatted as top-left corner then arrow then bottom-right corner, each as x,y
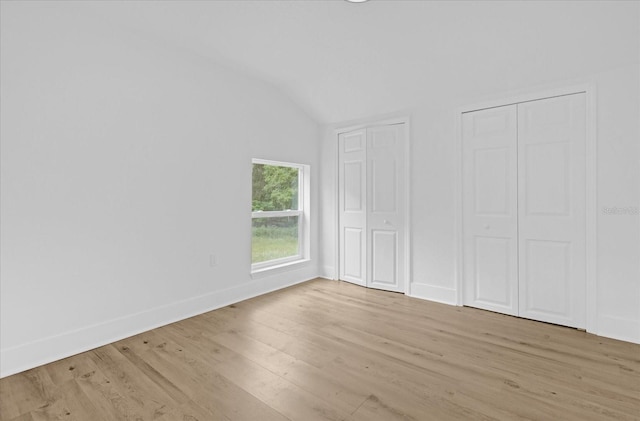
252,164 -> 299,211
252,216 -> 299,263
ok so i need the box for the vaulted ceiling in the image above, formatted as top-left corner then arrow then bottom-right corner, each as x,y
68,0 -> 638,124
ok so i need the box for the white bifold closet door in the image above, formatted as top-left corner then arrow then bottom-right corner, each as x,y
463,93 -> 586,328
463,105 -> 519,316
339,124 -> 405,293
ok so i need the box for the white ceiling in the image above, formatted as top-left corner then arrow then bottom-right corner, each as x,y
68,0 -> 638,124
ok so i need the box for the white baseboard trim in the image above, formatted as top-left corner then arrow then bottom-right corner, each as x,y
597,314 -> 640,344
409,282 -> 458,306
1,268 -> 319,379
319,265 -> 336,280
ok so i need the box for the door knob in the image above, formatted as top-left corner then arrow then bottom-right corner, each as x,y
484,224 -> 490,230
384,220 -> 391,225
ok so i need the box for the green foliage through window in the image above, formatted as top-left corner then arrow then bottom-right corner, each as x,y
252,164 -> 299,211
251,161 -> 305,267
251,217 -> 299,263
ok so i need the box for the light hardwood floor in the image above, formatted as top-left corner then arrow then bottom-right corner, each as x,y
1,278 -> 639,420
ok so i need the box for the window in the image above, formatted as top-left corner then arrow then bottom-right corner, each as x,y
251,159 -> 309,272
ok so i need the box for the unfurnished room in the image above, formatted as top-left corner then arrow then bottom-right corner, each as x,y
0,0 -> 639,420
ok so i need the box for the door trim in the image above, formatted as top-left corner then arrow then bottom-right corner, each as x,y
334,116 -> 412,295
454,84 -> 597,334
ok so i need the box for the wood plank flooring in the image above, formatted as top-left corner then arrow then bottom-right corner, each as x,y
1,278 -> 639,420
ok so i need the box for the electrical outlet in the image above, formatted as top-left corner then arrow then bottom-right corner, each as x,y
209,254 -> 218,267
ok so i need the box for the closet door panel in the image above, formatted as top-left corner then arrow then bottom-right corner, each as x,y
517,94 -> 586,328
339,124 -> 406,293
339,130 -> 367,286
367,124 -> 405,292
462,105 -> 519,315
523,239 -> 571,316
371,230 -> 397,286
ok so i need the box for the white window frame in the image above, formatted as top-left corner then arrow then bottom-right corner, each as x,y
251,159 -> 310,273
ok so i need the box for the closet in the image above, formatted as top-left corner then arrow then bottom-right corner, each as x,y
338,123 -> 407,293
462,93 -> 586,328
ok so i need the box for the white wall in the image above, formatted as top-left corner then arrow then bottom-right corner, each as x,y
320,6 -> 640,343
0,3 -> 320,377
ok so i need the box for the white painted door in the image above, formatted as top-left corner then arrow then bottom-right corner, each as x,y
367,124 -> 405,292
339,129 -> 367,287
462,94 -> 587,329
517,94 -> 586,328
462,105 -> 519,316
338,124 -> 406,293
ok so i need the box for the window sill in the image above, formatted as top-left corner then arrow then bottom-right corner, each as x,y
251,258 -> 311,279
